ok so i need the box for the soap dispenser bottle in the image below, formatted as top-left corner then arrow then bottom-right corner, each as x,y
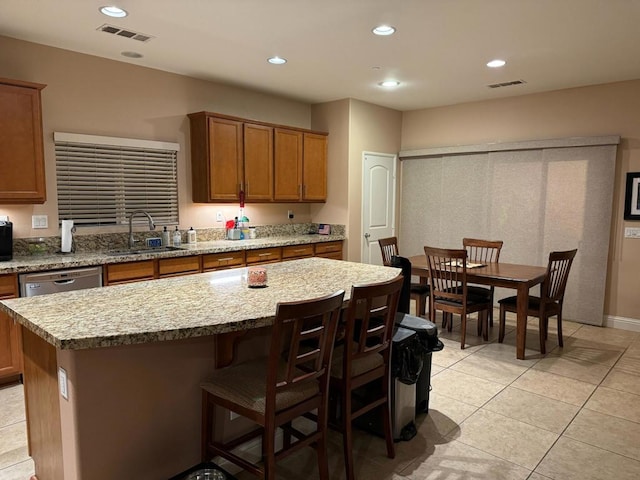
187,227 -> 196,244
173,226 -> 182,247
162,226 -> 170,246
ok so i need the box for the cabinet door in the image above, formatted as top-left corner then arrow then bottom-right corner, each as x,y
0,273 -> 21,382
208,117 -> 244,202
244,123 -> 273,201
302,133 -> 327,201
246,247 -> 282,265
104,260 -> 155,285
158,255 -> 202,278
274,128 -> 303,201
0,78 -> 46,204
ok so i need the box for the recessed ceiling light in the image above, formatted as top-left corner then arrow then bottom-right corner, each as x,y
267,56 -> 287,65
372,25 -> 396,36
100,6 -> 128,18
487,59 -> 506,68
378,80 -> 400,88
121,51 -> 143,58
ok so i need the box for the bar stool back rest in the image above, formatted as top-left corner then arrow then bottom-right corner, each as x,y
200,290 -> 345,480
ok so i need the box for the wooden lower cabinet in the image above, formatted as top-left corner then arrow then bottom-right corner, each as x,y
282,244 -> 314,260
0,273 -> 22,384
158,255 -> 201,278
202,251 -> 246,271
104,260 -> 155,285
246,247 -> 282,265
314,241 -> 343,260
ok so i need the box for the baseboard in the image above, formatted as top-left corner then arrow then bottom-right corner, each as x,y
604,315 -> 640,332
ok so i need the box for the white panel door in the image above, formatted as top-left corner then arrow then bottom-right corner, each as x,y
362,152 -> 396,264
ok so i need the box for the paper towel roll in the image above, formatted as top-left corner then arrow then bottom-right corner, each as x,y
61,220 -> 74,253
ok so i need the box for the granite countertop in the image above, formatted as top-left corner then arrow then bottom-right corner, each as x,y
0,257 -> 399,350
0,234 -> 345,275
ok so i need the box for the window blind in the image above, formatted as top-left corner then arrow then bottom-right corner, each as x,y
55,132 -> 180,227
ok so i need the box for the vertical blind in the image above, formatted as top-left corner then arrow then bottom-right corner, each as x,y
55,132 -> 180,226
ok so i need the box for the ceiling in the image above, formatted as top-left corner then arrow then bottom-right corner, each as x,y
2,0 -> 640,111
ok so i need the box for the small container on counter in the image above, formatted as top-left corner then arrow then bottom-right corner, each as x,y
187,227 -> 196,244
173,226 -> 182,247
162,226 -> 170,246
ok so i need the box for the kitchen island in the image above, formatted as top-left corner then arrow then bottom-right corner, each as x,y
0,257 -> 398,480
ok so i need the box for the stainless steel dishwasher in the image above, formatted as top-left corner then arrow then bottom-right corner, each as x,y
19,266 -> 103,297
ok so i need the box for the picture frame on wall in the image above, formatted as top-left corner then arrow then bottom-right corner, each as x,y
624,172 -> 640,220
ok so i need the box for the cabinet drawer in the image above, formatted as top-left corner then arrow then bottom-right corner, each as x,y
202,251 -> 246,271
282,244 -> 314,259
314,241 -> 342,255
158,256 -> 202,277
316,251 -> 343,260
105,260 -> 155,285
246,247 -> 282,264
0,274 -> 18,297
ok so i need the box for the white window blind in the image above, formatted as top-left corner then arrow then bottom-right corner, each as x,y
55,132 -> 180,227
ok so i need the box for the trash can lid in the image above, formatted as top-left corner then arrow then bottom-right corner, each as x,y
395,312 -> 437,334
393,325 -> 417,344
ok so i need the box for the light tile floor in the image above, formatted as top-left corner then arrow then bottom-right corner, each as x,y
2,313 -> 640,480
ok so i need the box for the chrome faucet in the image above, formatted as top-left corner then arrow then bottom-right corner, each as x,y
128,210 -> 155,248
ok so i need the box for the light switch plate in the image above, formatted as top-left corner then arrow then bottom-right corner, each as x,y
624,227 -> 640,238
32,215 -> 48,229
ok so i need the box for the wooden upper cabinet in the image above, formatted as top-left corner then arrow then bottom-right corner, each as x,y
302,133 -> 327,201
189,111 -> 327,203
189,112 -> 243,203
244,123 -> 273,201
0,77 -> 46,204
274,128 -> 303,201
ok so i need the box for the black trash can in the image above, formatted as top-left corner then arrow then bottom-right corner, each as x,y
395,312 -> 443,413
391,255 -> 444,414
354,325 -> 423,441
168,461 -> 237,480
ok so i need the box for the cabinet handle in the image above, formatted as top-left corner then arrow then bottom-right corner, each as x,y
217,257 -> 234,262
245,183 -> 249,194
302,184 -> 306,197
298,184 -> 302,196
258,253 -> 272,257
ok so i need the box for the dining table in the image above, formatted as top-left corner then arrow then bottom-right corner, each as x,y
408,255 -> 548,360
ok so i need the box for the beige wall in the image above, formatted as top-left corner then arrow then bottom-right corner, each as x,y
401,80 -> 640,321
0,36 -> 315,238
347,100 -> 403,261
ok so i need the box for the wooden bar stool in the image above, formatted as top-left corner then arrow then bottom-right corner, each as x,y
200,290 -> 345,480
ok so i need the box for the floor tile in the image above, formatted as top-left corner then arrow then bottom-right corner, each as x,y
472,342 -> 540,368
600,367 -> 640,396
616,354 -> 640,375
0,458 -> 35,480
451,409 -> 558,470
584,386 -> 640,423
431,339 -> 483,368
527,473 -> 553,480
399,438 -> 531,480
564,408 -> 640,461
531,355 -> 610,385
430,369 -> 505,407
0,385 -> 25,429
569,325 -> 638,349
536,436 -> 640,480
511,369 -> 596,406
449,353 -> 529,385
549,338 -> 624,366
483,386 -> 579,434
418,391 -> 479,439
0,422 -> 29,471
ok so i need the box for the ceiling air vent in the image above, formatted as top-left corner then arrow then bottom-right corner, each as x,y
487,79 -> 527,89
98,24 -> 154,42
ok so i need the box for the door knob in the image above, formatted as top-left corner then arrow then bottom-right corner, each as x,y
364,233 -> 371,239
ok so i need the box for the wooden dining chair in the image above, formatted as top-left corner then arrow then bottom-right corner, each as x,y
498,249 -> 577,354
200,290 -> 345,480
424,246 -> 493,349
329,275 -> 403,480
378,236 -> 429,317
463,238 -> 504,327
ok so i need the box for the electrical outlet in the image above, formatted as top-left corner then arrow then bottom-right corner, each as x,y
287,210 -> 294,220
32,214 -> 48,229
58,367 -> 69,400
625,227 -> 640,238
216,211 -> 224,222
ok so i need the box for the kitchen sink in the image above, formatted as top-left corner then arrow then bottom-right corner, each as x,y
106,246 -> 185,256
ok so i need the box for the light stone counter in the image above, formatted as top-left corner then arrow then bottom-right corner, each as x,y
0,233 -> 345,274
0,257 -> 398,350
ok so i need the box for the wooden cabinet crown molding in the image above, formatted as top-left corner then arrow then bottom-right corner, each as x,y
188,111 -> 327,204
0,77 -> 47,204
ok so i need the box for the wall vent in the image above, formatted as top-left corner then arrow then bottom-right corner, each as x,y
487,79 -> 527,89
97,24 -> 154,42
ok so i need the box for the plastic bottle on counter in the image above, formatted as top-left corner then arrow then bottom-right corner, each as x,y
173,226 -> 182,247
162,226 -> 170,246
187,227 -> 196,244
